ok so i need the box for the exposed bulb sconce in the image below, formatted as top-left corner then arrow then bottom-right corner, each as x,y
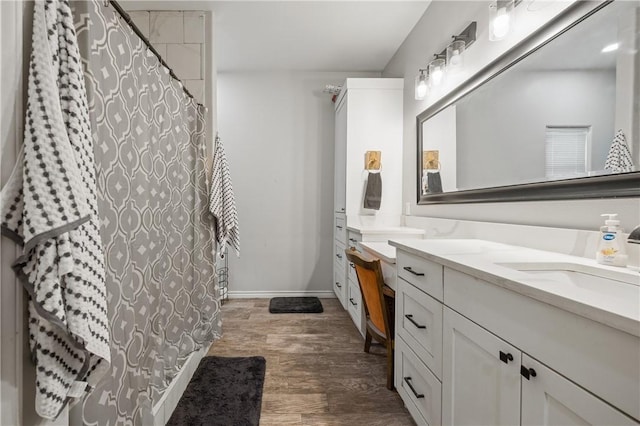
489,0 -> 522,41
428,56 -> 446,87
415,69 -> 428,100
414,22 -> 476,100
446,38 -> 466,72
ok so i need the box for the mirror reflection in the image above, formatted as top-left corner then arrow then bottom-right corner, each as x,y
419,1 -> 639,197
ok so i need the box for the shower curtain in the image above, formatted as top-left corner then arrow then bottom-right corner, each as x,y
71,1 -> 221,423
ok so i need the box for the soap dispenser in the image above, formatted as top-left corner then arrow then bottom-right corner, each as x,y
596,214 -> 628,267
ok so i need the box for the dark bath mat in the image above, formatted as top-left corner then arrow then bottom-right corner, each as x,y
167,356 -> 266,426
269,296 -> 324,313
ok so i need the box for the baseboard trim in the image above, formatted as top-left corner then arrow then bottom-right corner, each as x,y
152,345 -> 209,425
228,291 -> 336,299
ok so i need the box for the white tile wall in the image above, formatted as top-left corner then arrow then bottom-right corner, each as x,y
128,11 -> 150,38
184,80 -> 204,103
150,11 -> 183,43
132,10 -> 206,105
183,12 -> 205,43
167,44 -> 201,80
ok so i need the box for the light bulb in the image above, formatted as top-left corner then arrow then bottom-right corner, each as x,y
415,72 -> 428,100
417,80 -> 428,98
492,7 -> 510,39
431,68 -> 443,86
449,51 -> 461,67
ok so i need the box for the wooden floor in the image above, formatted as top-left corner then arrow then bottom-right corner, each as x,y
207,298 -> 415,426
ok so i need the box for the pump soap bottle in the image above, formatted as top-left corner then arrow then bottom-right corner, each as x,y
596,213 -> 628,267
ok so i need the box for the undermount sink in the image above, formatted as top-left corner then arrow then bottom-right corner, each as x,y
497,262 -> 640,290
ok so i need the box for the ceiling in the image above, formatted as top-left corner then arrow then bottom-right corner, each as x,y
122,1 -> 431,72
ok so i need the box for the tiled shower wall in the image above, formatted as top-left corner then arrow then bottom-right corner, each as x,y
128,11 -> 206,105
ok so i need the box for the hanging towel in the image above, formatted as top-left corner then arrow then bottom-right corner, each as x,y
604,129 -> 635,173
209,135 -> 240,256
363,172 -> 382,210
427,171 -> 443,194
0,0 -> 110,419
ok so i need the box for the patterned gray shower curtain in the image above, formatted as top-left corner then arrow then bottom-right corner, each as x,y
71,1 -> 221,423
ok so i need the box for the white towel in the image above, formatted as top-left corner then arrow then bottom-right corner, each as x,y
0,0 -> 110,419
604,129 -> 635,173
209,135 -> 240,256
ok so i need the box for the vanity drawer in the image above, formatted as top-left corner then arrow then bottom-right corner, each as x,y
396,336 -> 442,426
397,279 -> 443,379
334,241 -> 346,270
334,214 -> 347,244
347,230 -> 362,248
347,279 -> 364,335
333,267 -> 346,309
397,251 -> 443,301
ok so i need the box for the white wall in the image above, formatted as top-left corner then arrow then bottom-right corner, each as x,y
217,71 -> 379,295
383,0 -> 640,231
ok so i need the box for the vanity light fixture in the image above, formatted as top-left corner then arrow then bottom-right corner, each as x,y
415,69 -> 428,100
601,42 -> 619,53
414,21 -> 477,99
489,0 -> 521,41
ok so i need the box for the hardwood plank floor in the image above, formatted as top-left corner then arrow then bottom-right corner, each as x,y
207,298 -> 416,425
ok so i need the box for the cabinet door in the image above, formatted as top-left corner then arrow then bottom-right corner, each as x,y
521,355 -> 638,426
442,307 -> 521,426
334,97 -> 347,213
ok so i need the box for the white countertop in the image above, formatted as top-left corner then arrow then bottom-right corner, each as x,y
389,239 -> 640,337
359,242 -> 396,264
346,225 -> 425,235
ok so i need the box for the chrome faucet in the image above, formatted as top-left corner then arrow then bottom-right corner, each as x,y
628,225 -> 640,244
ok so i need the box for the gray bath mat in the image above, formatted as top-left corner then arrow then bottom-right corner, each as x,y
269,296 -> 324,313
167,356 -> 266,426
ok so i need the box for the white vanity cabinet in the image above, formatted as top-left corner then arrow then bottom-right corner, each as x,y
332,78 -> 403,313
392,243 -> 640,426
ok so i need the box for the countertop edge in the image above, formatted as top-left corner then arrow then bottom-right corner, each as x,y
389,240 -> 640,338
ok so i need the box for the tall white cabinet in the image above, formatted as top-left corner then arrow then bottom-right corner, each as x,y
332,78 -> 404,308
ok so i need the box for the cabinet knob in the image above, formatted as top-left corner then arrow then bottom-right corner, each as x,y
521,366 -> 537,380
499,351 -> 514,364
335,282 -> 342,288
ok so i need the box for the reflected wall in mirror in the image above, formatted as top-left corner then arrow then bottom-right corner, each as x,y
418,0 -> 640,204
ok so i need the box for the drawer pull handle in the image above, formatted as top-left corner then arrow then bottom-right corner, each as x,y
405,314 -> 426,329
349,263 -> 355,269
335,282 -> 342,288
403,377 -> 424,399
520,366 -> 537,380
336,254 -> 343,259
403,266 -> 425,276
349,238 -> 357,243
499,351 -> 514,364
349,298 -> 357,307
336,225 -> 343,230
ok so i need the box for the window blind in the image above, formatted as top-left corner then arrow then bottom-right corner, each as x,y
544,126 -> 589,178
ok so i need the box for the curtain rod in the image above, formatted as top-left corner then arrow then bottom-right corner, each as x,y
105,0 -> 205,108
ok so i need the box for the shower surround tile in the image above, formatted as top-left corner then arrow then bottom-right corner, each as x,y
150,11 -> 184,43
167,44 -> 201,80
184,12 -> 205,43
128,11 -> 150,38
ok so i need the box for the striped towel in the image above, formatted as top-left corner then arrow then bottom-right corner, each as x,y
0,0 -> 110,419
604,129 -> 635,173
209,135 -> 240,256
